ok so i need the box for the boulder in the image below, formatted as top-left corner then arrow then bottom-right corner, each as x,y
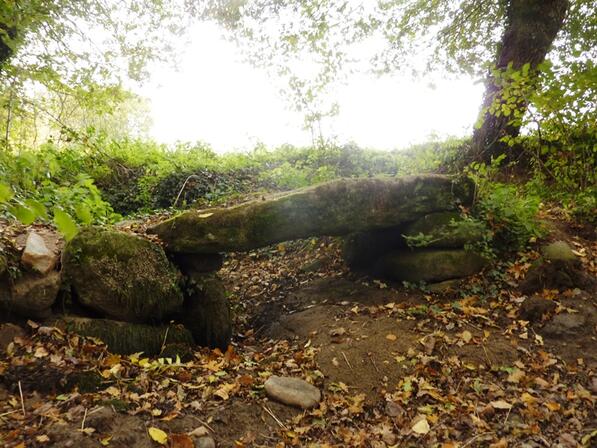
264,375 -> 321,409
375,249 -> 489,283
177,274 -> 231,349
149,175 -> 474,253
21,231 -> 59,274
401,211 -> 485,249
62,227 -> 184,323
52,316 -> 194,355
6,271 -> 61,319
542,241 -> 576,262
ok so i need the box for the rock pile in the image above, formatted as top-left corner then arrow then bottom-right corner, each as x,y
0,227 -> 229,355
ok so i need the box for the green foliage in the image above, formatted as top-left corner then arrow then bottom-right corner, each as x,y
466,156 -> 545,252
0,143 -> 117,237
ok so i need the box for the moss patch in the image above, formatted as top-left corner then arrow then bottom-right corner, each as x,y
62,227 -> 183,323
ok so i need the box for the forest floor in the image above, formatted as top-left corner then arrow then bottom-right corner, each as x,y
0,211 -> 596,448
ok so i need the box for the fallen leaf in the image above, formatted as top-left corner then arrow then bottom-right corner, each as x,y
411,416 -> 430,435
490,400 -> 513,410
188,426 -> 209,437
148,427 -> 168,445
169,433 -> 194,448
36,434 -> 50,442
460,330 -> 473,343
507,368 -> 525,383
386,334 -> 397,341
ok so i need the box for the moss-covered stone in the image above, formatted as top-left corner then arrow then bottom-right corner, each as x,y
52,316 -> 194,355
177,274 -> 231,350
401,211 -> 485,249
172,253 -> 224,277
149,175 -> 474,253
62,227 -> 183,323
375,249 -> 489,283
0,253 -> 7,277
160,342 -> 194,362
542,241 -> 576,261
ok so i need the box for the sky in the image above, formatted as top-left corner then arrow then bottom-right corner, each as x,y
138,23 -> 485,153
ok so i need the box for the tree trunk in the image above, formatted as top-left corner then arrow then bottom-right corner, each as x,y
472,0 -> 568,162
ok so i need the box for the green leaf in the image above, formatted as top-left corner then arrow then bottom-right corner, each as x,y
0,183 -> 14,203
53,208 -> 79,241
11,205 -> 37,225
25,199 -> 48,220
75,203 -> 93,225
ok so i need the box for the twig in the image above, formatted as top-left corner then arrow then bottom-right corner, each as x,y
367,352 -> 379,373
160,325 -> 171,355
18,380 -> 26,417
461,431 -> 494,448
262,405 -> 288,430
0,409 -> 19,418
481,342 -> 493,368
341,351 -> 352,370
81,407 -> 88,430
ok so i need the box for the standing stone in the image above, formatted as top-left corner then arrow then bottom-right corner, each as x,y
52,316 -> 194,355
21,231 -> 59,274
62,227 -> 183,323
264,375 -> 321,409
375,249 -> 489,283
177,274 -> 231,350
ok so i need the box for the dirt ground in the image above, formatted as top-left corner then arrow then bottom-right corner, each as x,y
1,233 -> 596,447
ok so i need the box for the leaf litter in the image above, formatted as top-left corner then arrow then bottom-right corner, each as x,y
0,234 -> 596,447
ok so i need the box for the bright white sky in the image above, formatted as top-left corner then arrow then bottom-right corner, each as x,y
138,23 -> 484,153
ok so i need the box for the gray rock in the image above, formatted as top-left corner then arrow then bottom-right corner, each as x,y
21,231 -> 59,275
62,227 -> 183,323
264,375 -> 321,409
149,175 -> 474,253
402,211 -> 485,249
542,313 -> 586,336
519,296 -> 557,323
542,241 -> 576,262
195,437 -> 216,448
375,249 -> 489,283
0,323 -> 25,351
8,271 -> 61,318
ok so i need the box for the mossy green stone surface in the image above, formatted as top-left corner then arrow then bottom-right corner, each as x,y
402,211 -> 485,248
178,274 -> 232,350
62,227 -> 183,323
149,175 -> 474,253
375,249 -> 489,283
54,316 -> 193,355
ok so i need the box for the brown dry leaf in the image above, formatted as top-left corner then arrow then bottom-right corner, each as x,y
490,400 -> 513,410
489,438 -> 508,448
169,433 -> 194,448
188,426 -> 209,437
545,402 -> 561,411
385,334 -> 397,341
36,434 -> 50,442
507,368 -> 525,383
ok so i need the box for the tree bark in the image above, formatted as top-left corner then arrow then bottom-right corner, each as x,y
472,0 -> 568,162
